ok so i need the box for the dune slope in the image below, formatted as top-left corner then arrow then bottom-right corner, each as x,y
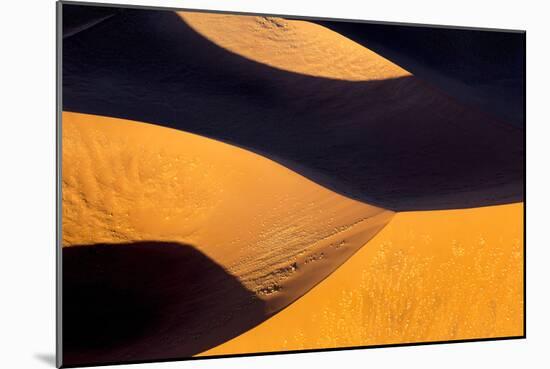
63,6 -> 524,211
316,20 -> 525,127
62,112 -> 393,365
63,242 -> 265,365
179,11 -> 410,81
202,203 -> 524,355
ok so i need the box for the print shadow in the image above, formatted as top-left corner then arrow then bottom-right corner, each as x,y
62,242 -> 265,366
62,5 -> 524,211
33,353 -> 56,366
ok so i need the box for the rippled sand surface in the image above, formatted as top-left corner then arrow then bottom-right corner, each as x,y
61,6 -> 524,364
202,203 -> 523,355
64,9 -> 524,211
179,12 -> 410,81
62,112 -> 393,363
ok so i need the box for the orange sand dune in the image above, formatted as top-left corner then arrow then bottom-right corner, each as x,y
64,9 -> 524,211
179,12 -> 410,81
61,7 -> 524,365
62,111 -> 393,364
201,203 -> 524,355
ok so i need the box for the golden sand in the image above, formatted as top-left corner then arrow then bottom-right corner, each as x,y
62,111 -> 393,316
62,11 -> 523,361
178,12 -> 410,81
62,112 -> 523,355
201,203 -> 524,355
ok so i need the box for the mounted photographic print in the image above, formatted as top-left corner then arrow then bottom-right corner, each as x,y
57,1 -> 525,367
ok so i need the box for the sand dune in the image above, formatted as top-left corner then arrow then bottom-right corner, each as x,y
60,6 -> 524,365
63,6 -> 524,211
179,12 -> 410,81
63,242 -> 265,364
316,20 -> 525,127
202,203 -> 524,355
62,112 -> 393,365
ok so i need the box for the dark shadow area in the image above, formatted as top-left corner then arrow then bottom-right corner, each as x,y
316,20 -> 525,127
62,5 -> 524,211
62,242 -> 265,367
33,353 -> 56,366
62,5 -> 122,39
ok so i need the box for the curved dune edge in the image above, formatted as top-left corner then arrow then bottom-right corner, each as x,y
63,8 -> 524,211
200,203 -> 524,355
178,11 -> 410,81
62,112 -> 393,360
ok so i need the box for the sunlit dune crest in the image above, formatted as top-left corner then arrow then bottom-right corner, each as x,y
62,111 -> 393,317
178,12 -> 411,81
64,9 -> 524,211
202,203 -> 524,355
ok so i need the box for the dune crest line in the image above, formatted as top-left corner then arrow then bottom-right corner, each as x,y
63,8 -> 524,210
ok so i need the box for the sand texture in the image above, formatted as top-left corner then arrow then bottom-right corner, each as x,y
60,4 -> 524,366
202,203 -> 524,355
63,8 -> 524,211
179,12 -> 410,81
62,112 -> 393,365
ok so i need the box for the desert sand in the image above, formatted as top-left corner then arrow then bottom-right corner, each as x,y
316,20 -> 525,127
63,8 -> 524,211
178,12 -> 410,81
201,203 -> 524,355
60,4 -> 524,365
62,112 -> 393,365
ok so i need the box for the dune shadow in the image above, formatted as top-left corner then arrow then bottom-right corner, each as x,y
62,5 -> 121,39
62,241 -> 265,367
316,20 -> 525,128
62,5 -> 524,211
